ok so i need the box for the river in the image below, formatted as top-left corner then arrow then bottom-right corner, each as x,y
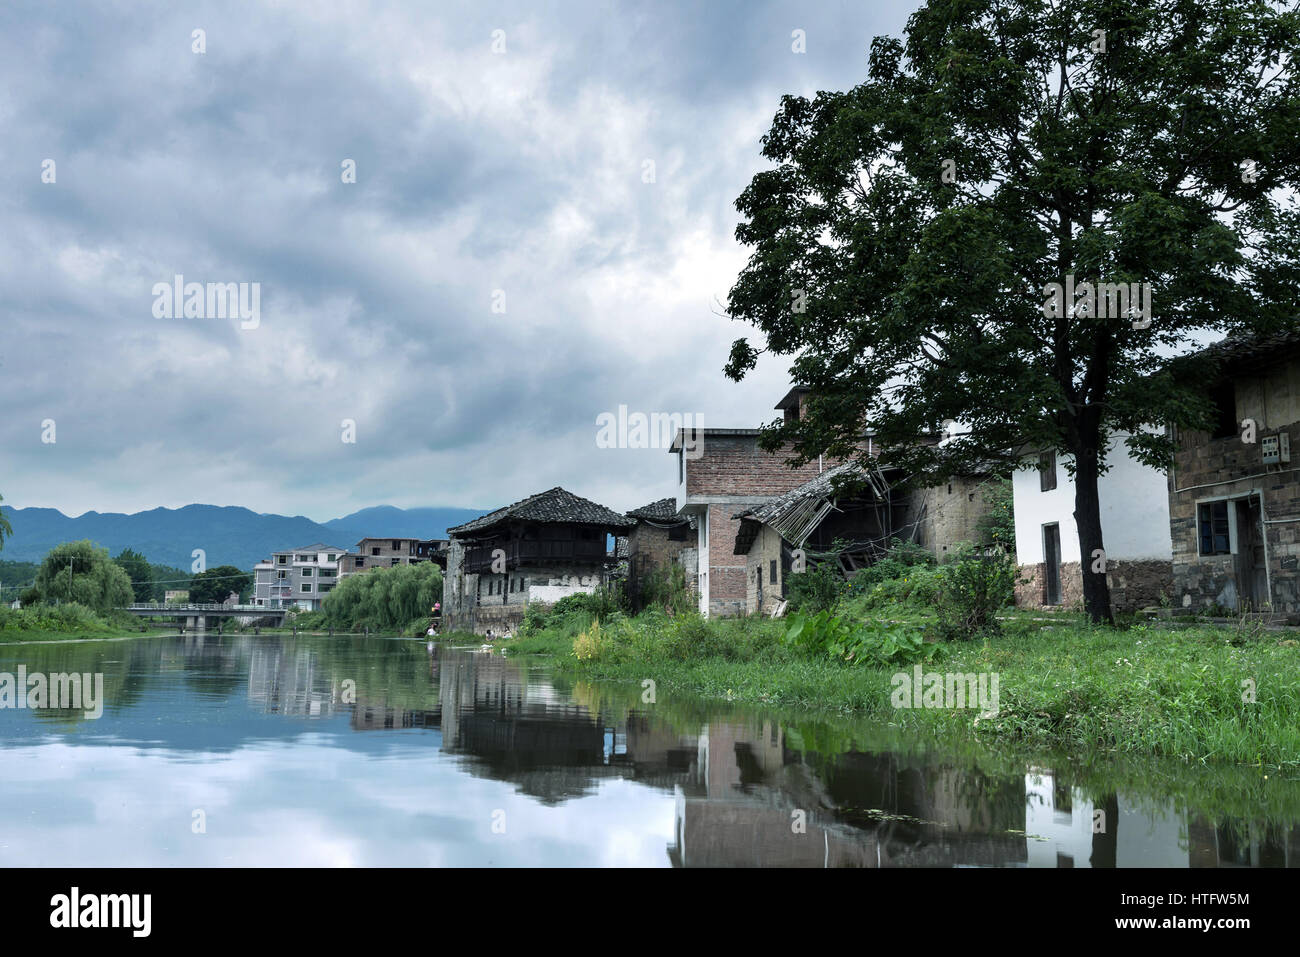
0,633 -> 1295,866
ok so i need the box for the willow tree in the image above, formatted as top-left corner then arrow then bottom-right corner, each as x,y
725,0 -> 1300,623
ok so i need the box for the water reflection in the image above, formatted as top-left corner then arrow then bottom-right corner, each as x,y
0,634 -> 1296,867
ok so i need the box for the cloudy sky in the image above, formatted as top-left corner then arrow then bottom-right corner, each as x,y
0,0 -> 915,520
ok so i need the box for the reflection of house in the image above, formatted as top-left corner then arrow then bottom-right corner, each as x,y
1012,437 -> 1173,613
624,498 -> 697,610
441,488 -> 633,634
1168,331 -> 1300,618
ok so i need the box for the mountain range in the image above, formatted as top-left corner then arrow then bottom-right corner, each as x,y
0,504 -> 491,570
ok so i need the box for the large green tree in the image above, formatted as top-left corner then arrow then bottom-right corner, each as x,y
725,0 -> 1300,623
189,565 -> 252,604
35,540 -> 134,613
113,548 -> 154,603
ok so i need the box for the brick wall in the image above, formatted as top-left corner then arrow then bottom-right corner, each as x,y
687,435 -> 825,499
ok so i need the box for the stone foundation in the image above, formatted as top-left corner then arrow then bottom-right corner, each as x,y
1016,559 -> 1172,614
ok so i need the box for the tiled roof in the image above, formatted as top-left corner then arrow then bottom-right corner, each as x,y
1177,327 -> 1300,371
447,487 -> 634,537
627,498 -> 681,521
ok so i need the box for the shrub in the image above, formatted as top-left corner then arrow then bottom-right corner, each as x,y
933,546 -> 1019,641
786,562 -> 845,614
783,609 -> 931,666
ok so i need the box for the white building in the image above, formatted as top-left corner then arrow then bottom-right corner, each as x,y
254,544 -> 345,610
1012,435 -> 1173,612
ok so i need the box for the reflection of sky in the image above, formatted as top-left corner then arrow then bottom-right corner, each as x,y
0,735 -> 675,866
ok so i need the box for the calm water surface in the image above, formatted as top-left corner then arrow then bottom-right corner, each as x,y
0,634 -> 1296,867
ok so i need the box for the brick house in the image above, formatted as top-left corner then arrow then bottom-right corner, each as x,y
1168,331 -> 1300,619
624,498 -> 697,610
441,487 -> 633,634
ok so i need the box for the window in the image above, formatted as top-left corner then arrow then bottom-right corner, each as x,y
769,560 -> 778,585
509,577 -> 515,593
371,547 -> 380,556
1199,501 -> 1231,555
356,557 -> 365,567
1039,451 -> 1057,492
300,583 -> 312,593
327,554 -> 337,562
1209,380 -> 1238,439
392,540 -> 401,550
301,567 -> 313,577
678,450 -> 684,485
669,522 -> 688,541
391,558 -> 401,566
277,570 -> 287,580
277,555 -> 287,565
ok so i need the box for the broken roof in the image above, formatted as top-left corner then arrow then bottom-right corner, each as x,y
732,461 -> 890,554
446,487 -> 634,537
1180,327 -> 1300,372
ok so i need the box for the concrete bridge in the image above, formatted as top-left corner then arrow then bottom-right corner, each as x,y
122,603 -> 288,631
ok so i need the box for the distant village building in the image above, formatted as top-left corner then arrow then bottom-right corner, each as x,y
1011,437 -> 1173,613
442,487 -> 634,635
624,498 -> 697,610
253,544 -> 346,610
1168,331 -> 1300,618
336,538 -> 448,579
164,589 -> 190,604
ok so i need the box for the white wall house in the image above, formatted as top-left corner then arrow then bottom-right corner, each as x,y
1012,433 -> 1173,611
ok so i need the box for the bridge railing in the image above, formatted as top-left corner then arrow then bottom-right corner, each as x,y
124,603 -> 284,612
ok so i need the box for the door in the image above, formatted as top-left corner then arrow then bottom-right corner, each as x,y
1043,524 -> 1062,605
1235,497 -> 1268,611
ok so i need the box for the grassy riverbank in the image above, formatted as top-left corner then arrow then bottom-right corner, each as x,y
499,602 -> 1300,771
0,603 -> 149,643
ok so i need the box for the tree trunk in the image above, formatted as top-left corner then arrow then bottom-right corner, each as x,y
1072,441 -> 1114,625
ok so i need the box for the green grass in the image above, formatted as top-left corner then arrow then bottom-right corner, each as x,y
0,603 -> 150,643
502,608 -> 1300,771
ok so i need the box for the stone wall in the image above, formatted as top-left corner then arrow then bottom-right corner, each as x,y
1170,418 -> 1300,618
910,476 -> 996,559
1015,559 -> 1173,614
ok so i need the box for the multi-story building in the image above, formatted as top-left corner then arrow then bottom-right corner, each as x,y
336,538 -> 449,579
253,543 -> 346,610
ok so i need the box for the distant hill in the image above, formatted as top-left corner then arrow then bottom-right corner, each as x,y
0,503 -> 489,570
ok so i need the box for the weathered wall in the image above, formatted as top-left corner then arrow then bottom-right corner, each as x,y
744,524 -> 786,616
1015,559 -> 1173,614
1012,436 -> 1173,566
1170,412 -> 1300,618
910,476 -> 995,559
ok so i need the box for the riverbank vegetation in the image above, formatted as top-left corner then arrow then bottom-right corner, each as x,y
236,561 -> 444,637
501,543 -> 1300,770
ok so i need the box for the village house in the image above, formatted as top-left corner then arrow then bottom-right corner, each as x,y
336,537 -> 448,579
253,544 -> 346,610
441,487 -> 634,635
1011,436 -> 1173,613
1167,330 -> 1300,619
624,498 -> 697,610
677,386 -> 996,617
